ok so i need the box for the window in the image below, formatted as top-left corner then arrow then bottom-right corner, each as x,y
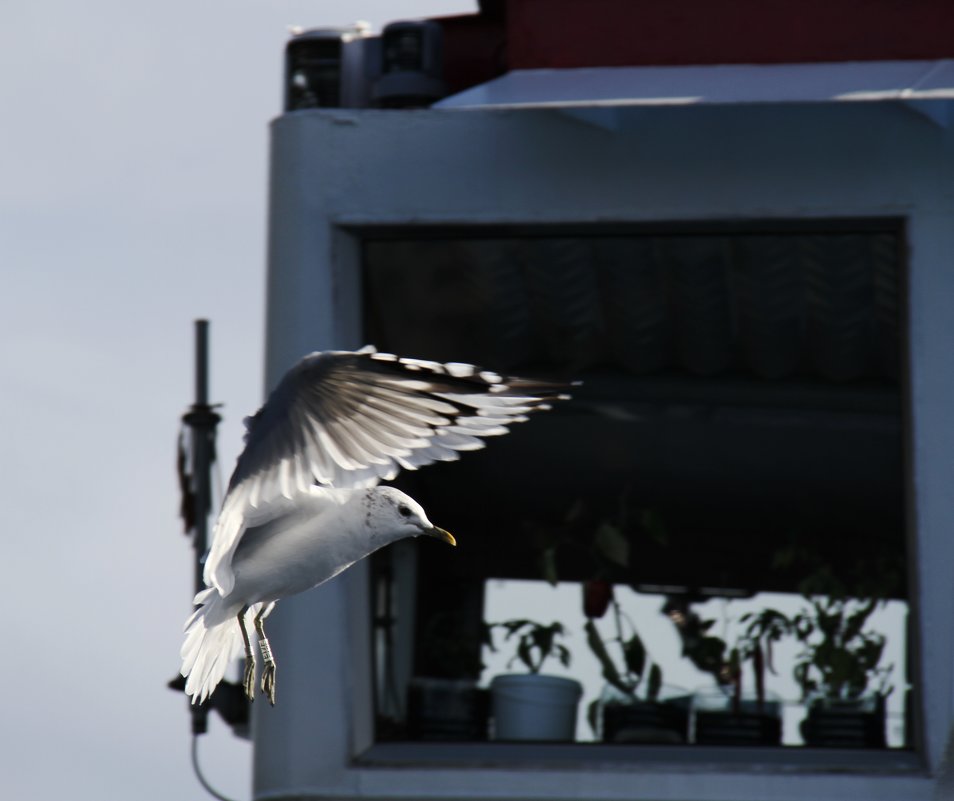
362,222 -> 909,752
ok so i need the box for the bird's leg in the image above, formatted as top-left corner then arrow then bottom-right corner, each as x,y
237,608 -> 256,702
255,603 -> 277,705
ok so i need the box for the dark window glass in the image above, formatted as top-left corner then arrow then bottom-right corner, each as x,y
363,224 -> 908,750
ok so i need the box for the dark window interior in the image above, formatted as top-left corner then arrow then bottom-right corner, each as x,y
361,222 -> 908,749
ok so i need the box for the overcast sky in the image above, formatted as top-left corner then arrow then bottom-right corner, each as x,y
0,3 -> 473,799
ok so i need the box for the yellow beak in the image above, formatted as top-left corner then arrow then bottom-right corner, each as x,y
429,526 -> 457,546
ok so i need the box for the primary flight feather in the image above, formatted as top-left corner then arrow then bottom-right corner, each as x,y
180,346 -> 571,704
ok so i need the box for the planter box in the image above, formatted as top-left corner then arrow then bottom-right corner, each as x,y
406,678 -> 489,741
801,695 -> 886,748
693,692 -> 782,746
601,696 -> 691,744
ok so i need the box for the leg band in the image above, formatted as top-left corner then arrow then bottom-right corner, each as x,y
259,639 -> 274,663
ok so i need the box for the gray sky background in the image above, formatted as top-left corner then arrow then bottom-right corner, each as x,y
0,3 -> 473,799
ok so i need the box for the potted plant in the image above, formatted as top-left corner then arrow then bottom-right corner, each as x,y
791,596 -> 892,748
731,595 -> 892,748
664,598 -> 784,746
583,581 -> 691,743
487,618 -> 582,741
768,541 -> 900,748
691,683 -> 784,746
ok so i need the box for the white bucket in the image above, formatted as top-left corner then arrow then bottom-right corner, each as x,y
490,674 -> 583,741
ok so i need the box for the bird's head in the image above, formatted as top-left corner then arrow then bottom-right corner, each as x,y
364,486 -> 456,547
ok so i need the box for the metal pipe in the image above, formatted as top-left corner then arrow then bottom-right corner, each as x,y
179,320 -> 222,734
196,319 -> 209,406
186,319 -> 219,597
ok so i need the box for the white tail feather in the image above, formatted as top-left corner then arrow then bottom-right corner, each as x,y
180,588 -> 243,704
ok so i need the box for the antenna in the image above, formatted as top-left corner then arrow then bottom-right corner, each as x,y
173,322 -> 250,741
177,319 -> 222,735
182,319 -> 221,597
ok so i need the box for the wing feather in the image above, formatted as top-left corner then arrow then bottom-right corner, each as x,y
203,347 -> 574,594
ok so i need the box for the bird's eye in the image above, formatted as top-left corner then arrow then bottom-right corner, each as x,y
398,504 -> 412,518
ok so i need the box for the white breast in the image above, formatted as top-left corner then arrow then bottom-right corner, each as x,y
224,489 -> 381,607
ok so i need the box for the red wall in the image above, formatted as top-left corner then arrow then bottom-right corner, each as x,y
506,0 -> 954,68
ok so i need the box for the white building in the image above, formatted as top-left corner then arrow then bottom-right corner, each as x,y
248,2 -> 954,799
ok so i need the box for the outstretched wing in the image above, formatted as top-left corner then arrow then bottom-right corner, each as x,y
204,346 -> 572,594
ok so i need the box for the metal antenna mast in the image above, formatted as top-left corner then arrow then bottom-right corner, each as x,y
171,320 -> 249,745
183,319 -> 221,597
179,319 -> 222,734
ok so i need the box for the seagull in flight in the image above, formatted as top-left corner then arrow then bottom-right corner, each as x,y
180,346 -> 571,705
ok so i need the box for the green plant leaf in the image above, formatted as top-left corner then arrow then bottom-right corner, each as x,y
541,547 -> 559,586
684,636 -> 727,674
534,625 -> 554,662
587,699 -> 601,738
640,508 -> 668,546
772,545 -> 796,569
516,637 -> 537,673
860,635 -> 885,671
729,647 -> 742,712
595,522 -> 630,567
499,619 -> 533,637
752,641 -> 765,709
843,599 -> 877,643
493,619 -> 570,674
647,663 -> 662,702
793,613 -> 814,641
564,498 -> 586,523
623,634 -> 646,679
585,620 -> 629,694
728,647 -> 741,676
816,609 -> 842,640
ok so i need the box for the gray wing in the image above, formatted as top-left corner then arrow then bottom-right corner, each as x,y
203,346 -> 571,594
